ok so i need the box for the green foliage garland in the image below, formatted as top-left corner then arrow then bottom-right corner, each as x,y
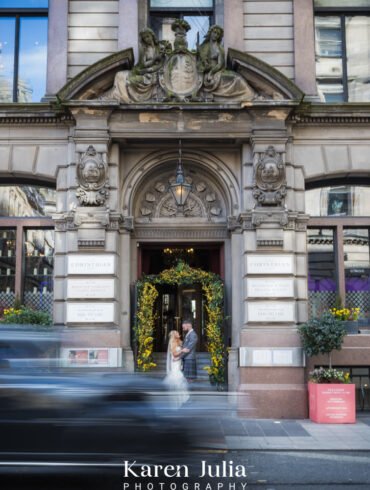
135,282 -> 159,372
135,261 -> 227,385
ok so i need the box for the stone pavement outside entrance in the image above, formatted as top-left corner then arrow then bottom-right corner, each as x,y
180,391 -> 370,451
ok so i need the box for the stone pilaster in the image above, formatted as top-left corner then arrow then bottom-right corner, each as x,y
52,109 -> 133,369
237,140 -> 309,418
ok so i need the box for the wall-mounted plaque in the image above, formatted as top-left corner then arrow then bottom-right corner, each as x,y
247,278 -> 294,298
67,279 -> 115,299
68,254 -> 115,275
252,349 -> 272,365
240,347 -> 304,367
66,302 -> 115,323
246,254 -> 294,275
247,301 -> 295,322
272,349 -> 293,365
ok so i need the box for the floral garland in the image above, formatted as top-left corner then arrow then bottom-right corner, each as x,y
135,261 -> 227,385
135,282 -> 158,371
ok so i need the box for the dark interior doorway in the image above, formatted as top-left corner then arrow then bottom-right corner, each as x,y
138,243 -> 224,352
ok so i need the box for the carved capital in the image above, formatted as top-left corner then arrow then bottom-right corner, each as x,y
251,208 -> 289,228
76,145 -> 109,206
52,212 -> 76,231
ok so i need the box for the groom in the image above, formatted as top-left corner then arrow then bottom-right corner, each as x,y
180,319 -> 198,382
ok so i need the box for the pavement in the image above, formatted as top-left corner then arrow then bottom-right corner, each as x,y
181,388 -> 370,452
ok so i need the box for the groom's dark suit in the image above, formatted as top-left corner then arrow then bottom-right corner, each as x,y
181,329 -> 198,380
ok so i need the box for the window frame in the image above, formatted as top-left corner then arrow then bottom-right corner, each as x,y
309,217 -> 370,309
149,1 -> 215,47
0,217 -> 53,302
314,5 -> 370,102
0,6 -> 48,102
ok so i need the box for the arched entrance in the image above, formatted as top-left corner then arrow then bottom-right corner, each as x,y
122,148 -> 240,367
138,242 -> 224,352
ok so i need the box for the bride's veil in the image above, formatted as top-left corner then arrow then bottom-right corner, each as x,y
166,336 -> 173,374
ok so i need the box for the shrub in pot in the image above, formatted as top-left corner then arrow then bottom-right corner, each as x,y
298,312 -> 355,423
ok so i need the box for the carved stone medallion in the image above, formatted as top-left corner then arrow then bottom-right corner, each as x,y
253,146 -> 286,206
76,145 -> 109,206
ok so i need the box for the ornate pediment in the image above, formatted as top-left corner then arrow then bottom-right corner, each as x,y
57,22 -> 303,104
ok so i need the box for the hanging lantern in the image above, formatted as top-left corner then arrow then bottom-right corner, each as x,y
169,140 -> 192,207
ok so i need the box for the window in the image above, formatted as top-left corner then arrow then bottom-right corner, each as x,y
149,0 -> 213,51
0,185 -> 55,314
314,1 -> 370,102
0,1 -> 48,102
306,185 -> 370,322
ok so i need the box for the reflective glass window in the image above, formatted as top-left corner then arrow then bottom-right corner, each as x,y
315,1 -> 370,6
24,229 -> 54,313
305,186 -> 370,217
0,1 -> 48,7
151,14 -> 210,50
308,228 -> 337,317
315,16 -> 345,102
344,228 -> 370,320
346,16 -> 370,102
0,18 -> 15,103
0,185 -> 54,315
149,0 -> 213,51
0,186 -> 56,217
0,4 -> 48,102
18,17 -> 47,102
150,0 -> 212,6
0,229 -> 16,308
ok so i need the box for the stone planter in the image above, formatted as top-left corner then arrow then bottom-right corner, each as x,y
308,382 -> 356,424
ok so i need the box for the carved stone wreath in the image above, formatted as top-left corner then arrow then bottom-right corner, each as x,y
76,145 -> 109,206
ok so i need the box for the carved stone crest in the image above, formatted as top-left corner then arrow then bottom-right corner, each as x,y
76,145 -> 109,206
253,146 -> 286,206
159,52 -> 202,101
101,22 -> 259,103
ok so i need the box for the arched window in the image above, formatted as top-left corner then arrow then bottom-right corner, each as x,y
0,184 -> 55,314
306,185 -> 370,322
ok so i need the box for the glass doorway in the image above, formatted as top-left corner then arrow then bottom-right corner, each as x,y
155,283 -> 205,352
138,243 -> 224,352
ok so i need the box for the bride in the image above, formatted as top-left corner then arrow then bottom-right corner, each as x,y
164,330 -> 189,408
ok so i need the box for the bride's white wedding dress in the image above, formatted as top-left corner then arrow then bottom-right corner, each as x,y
164,346 -> 189,408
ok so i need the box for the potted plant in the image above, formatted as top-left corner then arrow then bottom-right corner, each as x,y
330,303 -> 361,334
298,312 -> 356,424
0,305 -> 52,327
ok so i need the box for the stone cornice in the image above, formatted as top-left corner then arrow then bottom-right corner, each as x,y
291,103 -> 370,125
0,105 -> 74,125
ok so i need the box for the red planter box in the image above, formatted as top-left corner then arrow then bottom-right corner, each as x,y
308,382 -> 356,424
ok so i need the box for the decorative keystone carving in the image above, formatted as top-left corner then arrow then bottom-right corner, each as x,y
76,145 -> 109,206
253,146 -> 286,207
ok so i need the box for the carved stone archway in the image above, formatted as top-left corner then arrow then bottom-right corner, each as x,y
121,149 -> 240,229
134,165 -> 227,224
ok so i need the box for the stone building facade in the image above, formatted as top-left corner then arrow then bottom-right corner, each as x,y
0,1 -> 370,418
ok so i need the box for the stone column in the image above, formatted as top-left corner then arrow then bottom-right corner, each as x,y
53,108 -> 132,369
237,139 -> 309,419
228,229 -> 244,392
44,0 -> 68,99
